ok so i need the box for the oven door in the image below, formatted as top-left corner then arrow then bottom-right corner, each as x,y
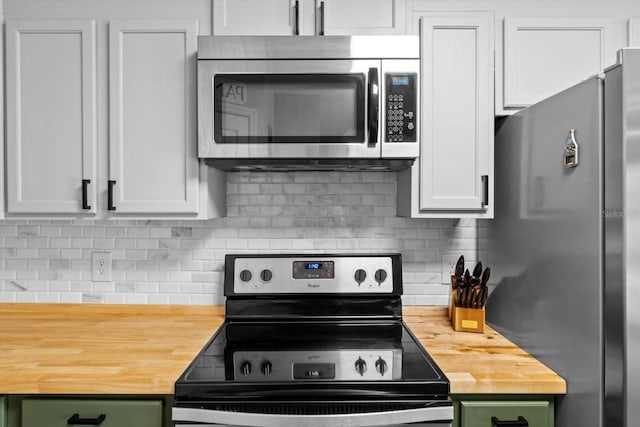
198,59 -> 381,159
173,403 -> 453,427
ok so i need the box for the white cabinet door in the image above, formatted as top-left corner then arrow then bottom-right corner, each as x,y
629,19 -> 640,46
503,17 -> 614,111
213,0 -> 298,35
320,0 -> 406,35
5,20 -> 97,214
109,20 -> 199,214
1,8 -> 5,219
397,13 -> 493,218
212,0 -> 406,35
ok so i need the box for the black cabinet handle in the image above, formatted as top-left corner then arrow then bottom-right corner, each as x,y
481,175 -> 489,207
67,413 -> 106,425
492,416 -> 528,426
319,0 -> 325,35
367,67 -> 379,146
82,179 -> 91,210
294,0 -> 299,35
108,180 -> 116,211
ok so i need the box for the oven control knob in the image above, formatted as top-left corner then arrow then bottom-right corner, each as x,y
375,357 -> 388,376
240,361 -> 252,377
239,270 -> 252,282
374,269 -> 388,285
354,269 -> 367,285
260,269 -> 273,282
261,361 -> 273,376
355,357 -> 367,376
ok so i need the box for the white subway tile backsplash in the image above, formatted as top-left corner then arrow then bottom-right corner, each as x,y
61,293 -> 82,303
147,294 -> 171,305
5,239 -> 25,249
0,270 -> 15,280
0,171 -> 477,305
16,271 -> 36,281
6,259 -> 26,269
17,225 -> 39,236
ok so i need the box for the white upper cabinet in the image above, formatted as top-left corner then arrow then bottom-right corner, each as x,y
212,0 -> 406,35
2,0 -> 226,219
321,0 -> 406,35
5,20 -> 98,215
501,17 -> 614,112
397,12 -> 494,218
410,1 -> 640,116
630,19 -> 640,46
213,0 -> 297,35
108,20 -> 199,214
0,5 -> 5,219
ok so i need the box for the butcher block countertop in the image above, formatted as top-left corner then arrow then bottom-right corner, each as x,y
0,303 -> 566,396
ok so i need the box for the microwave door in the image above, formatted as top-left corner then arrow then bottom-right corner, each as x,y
198,59 -> 382,159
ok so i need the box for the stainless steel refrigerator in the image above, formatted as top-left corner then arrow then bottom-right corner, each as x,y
484,48 -> 640,427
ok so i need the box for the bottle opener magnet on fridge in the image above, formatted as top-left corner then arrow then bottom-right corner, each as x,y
564,129 -> 579,168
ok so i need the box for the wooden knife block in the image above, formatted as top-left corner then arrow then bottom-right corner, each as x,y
449,276 -> 485,333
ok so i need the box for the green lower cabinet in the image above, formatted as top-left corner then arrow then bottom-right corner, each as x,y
456,398 -> 554,427
1,396 -> 7,427
21,398 -> 162,427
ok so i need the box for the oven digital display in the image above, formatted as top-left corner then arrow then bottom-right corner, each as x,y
293,261 -> 335,279
293,363 -> 335,380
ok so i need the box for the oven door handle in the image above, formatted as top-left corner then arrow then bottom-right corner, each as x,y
173,404 -> 453,427
367,67 -> 379,147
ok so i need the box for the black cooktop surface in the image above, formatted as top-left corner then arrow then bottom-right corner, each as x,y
175,320 -> 449,403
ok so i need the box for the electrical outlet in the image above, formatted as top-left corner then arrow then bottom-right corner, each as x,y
441,254 -> 459,283
92,252 -> 112,282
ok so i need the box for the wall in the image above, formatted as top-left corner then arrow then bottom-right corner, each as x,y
0,171 -> 481,305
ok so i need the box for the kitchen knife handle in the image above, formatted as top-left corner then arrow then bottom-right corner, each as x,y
319,0 -> 325,35
294,0 -> 299,35
81,179 -> 91,210
108,180 -> 117,211
491,416 -> 528,426
481,175 -> 489,207
368,67 -> 379,146
67,413 -> 106,425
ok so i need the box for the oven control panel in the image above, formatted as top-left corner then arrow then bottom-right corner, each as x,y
232,350 -> 401,381
232,256 -> 394,294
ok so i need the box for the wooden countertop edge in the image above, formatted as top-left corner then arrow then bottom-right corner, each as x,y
404,308 -> 567,395
0,303 -> 566,396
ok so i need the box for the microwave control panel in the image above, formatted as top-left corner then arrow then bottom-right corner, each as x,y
384,73 -> 417,143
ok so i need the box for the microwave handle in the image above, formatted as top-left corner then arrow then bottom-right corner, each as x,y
318,0 -> 325,35
368,67 -> 379,146
294,0 -> 300,35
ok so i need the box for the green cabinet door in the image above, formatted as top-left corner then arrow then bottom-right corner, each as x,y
0,396 -> 6,427
459,400 -> 553,427
21,399 -> 162,427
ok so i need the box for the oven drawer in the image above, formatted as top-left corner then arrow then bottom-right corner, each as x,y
176,424 -> 450,427
21,398 -> 162,427
458,400 -> 553,427
173,404 -> 453,427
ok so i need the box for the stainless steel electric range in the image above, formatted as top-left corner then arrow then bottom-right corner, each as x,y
173,254 -> 453,427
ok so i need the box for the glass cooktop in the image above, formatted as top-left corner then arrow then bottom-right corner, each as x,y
178,320 -> 447,387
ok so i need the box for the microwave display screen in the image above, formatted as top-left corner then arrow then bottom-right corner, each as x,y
391,76 -> 410,86
213,74 -> 365,144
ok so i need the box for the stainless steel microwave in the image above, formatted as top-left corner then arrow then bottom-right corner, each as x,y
197,36 -> 419,171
